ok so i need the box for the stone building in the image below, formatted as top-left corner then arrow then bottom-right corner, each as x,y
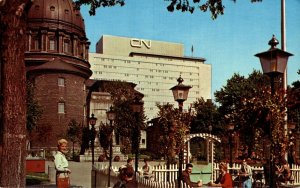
25,0 -> 92,148
83,80 -> 146,161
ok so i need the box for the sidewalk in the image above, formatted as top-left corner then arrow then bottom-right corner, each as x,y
33,161 -> 93,188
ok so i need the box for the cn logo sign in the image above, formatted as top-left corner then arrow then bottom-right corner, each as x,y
130,39 -> 151,49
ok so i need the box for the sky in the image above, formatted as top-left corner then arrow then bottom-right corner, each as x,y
80,0 -> 300,100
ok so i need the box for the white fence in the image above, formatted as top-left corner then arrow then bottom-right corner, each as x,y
213,162 -> 300,186
92,164 -> 188,188
93,162 -> 300,187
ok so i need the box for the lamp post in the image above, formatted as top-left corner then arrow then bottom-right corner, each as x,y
130,96 -> 144,179
89,113 -> 97,166
288,122 -> 296,168
208,125 -> 214,177
255,35 -> 293,95
106,106 -> 116,188
255,35 -> 293,187
208,125 -> 212,135
227,123 -> 234,169
170,76 -> 191,188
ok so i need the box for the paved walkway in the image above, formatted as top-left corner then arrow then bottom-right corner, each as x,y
46,161 -> 92,188
26,161 -> 93,188
29,161 -> 211,188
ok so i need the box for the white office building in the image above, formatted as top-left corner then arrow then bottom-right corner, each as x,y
89,35 -> 211,120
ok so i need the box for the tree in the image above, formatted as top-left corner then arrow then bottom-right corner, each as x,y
80,127 -> 91,155
287,70 -> 300,128
100,81 -> 147,154
66,119 -> 82,159
215,70 -> 297,186
26,81 -> 43,149
0,1 -> 33,186
98,121 -> 113,159
156,103 -> 192,165
190,97 -> 224,135
214,71 -> 272,153
75,0 -> 262,19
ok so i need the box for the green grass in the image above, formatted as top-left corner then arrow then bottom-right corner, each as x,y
26,173 -> 49,185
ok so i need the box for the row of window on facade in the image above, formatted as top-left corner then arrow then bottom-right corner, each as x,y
58,77 -> 66,113
28,33 -> 87,59
96,60 -> 201,70
116,56 -> 201,64
34,4 -> 77,15
93,71 -> 198,82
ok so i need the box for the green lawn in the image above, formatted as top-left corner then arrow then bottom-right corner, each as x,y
26,173 -> 49,185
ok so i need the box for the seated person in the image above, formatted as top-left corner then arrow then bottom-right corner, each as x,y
142,158 -> 153,179
276,158 -> 292,183
208,162 -> 233,188
124,166 -> 138,187
114,166 -> 137,188
182,163 -> 202,187
239,159 -> 252,188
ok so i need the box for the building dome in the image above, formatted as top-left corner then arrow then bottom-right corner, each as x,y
28,0 -> 85,36
25,0 -> 92,148
25,0 -> 91,76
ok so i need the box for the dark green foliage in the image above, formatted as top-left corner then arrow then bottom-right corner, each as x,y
75,0 -> 263,19
26,173 -> 49,186
156,103 -> 192,165
74,0 -> 125,15
66,119 -> 82,159
100,81 -> 146,154
215,71 -> 269,121
98,121 -> 113,157
80,127 -> 91,154
287,70 -> 300,131
214,70 -> 296,160
190,97 -> 224,135
66,119 -> 81,144
26,81 -> 42,132
214,71 -> 268,149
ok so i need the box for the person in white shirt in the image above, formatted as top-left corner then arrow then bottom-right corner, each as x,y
239,159 -> 252,188
142,158 -> 153,179
54,139 -> 71,188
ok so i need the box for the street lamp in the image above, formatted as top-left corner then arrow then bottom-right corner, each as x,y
255,35 -> 293,95
170,76 -> 192,112
170,75 -> 191,188
130,96 -> 144,178
89,113 -> 97,165
208,125 -> 214,177
227,123 -> 234,169
255,35 -> 293,187
106,106 -> 116,188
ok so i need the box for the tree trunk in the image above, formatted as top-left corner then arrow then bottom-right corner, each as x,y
0,1 -> 29,187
